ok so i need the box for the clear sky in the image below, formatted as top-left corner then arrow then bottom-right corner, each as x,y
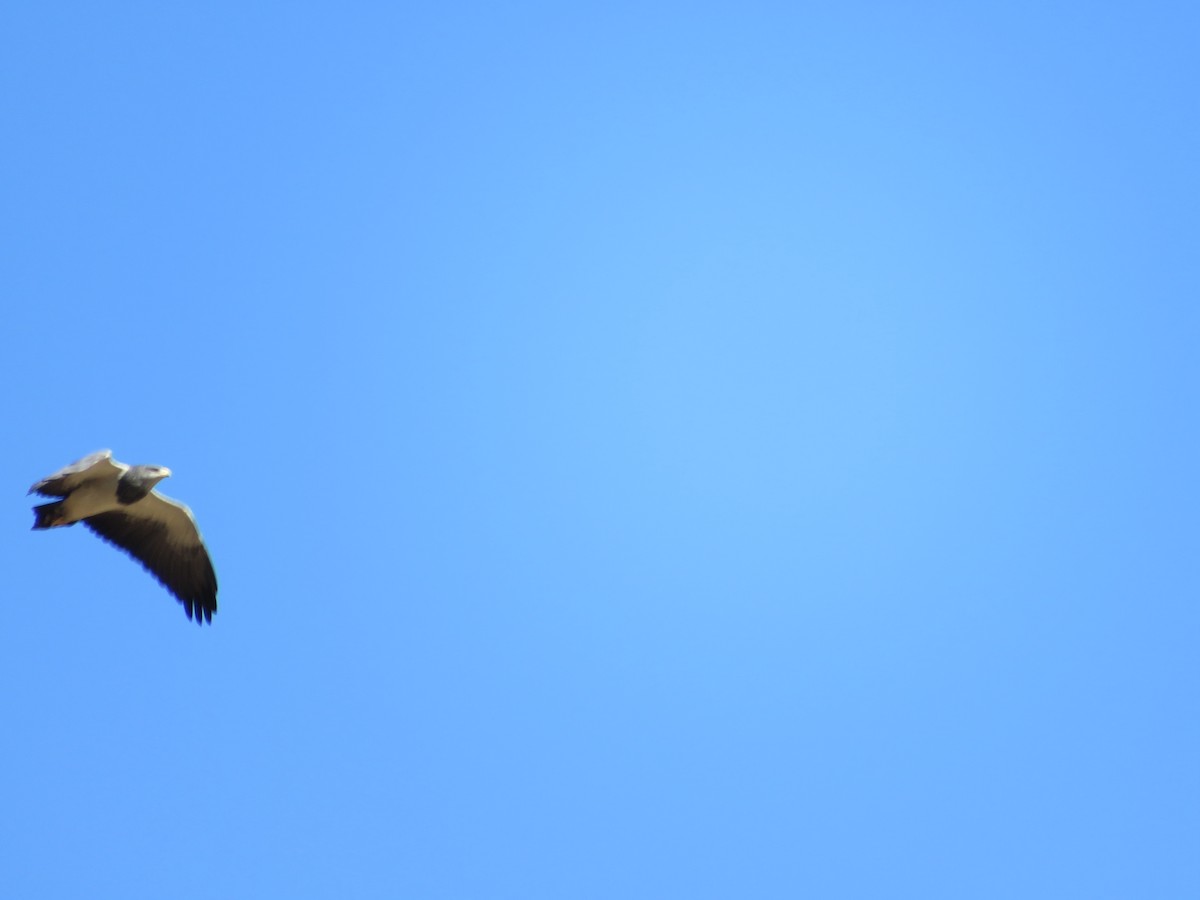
1,3 -> 1197,898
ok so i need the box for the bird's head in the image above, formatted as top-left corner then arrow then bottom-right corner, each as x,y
133,464 -> 172,487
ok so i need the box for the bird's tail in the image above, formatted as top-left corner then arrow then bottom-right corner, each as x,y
32,501 -> 67,530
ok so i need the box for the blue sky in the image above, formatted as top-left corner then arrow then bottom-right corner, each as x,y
2,3 -> 1197,897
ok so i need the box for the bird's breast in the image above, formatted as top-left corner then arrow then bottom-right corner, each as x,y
62,479 -> 126,523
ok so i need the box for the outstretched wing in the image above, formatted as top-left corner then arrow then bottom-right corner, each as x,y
30,450 -> 124,497
83,493 -> 218,624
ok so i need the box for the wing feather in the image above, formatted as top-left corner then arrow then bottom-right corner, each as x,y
83,493 -> 218,624
30,450 -> 125,497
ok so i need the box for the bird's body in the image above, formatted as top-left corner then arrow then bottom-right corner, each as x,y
38,471 -> 124,525
30,450 -> 218,624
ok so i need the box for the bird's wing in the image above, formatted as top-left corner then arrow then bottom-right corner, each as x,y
83,493 -> 218,624
30,450 -> 125,497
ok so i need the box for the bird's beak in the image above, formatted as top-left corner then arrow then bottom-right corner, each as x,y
161,467 -> 173,479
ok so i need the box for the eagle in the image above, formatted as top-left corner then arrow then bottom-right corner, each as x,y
30,450 -> 218,624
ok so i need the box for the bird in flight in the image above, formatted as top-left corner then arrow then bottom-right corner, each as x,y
30,450 -> 218,624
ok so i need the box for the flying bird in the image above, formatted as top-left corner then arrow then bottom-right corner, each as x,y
30,450 -> 218,624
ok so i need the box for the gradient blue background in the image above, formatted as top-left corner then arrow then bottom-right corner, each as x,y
2,3 -> 1197,897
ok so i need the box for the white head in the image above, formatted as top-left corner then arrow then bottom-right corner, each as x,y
144,465 -> 172,483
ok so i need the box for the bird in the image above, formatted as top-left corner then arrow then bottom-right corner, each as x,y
30,450 -> 218,624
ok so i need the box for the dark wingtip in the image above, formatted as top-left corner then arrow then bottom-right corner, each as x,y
183,597 -> 216,626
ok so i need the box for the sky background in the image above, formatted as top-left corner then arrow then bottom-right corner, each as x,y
1,3 -> 1198,898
